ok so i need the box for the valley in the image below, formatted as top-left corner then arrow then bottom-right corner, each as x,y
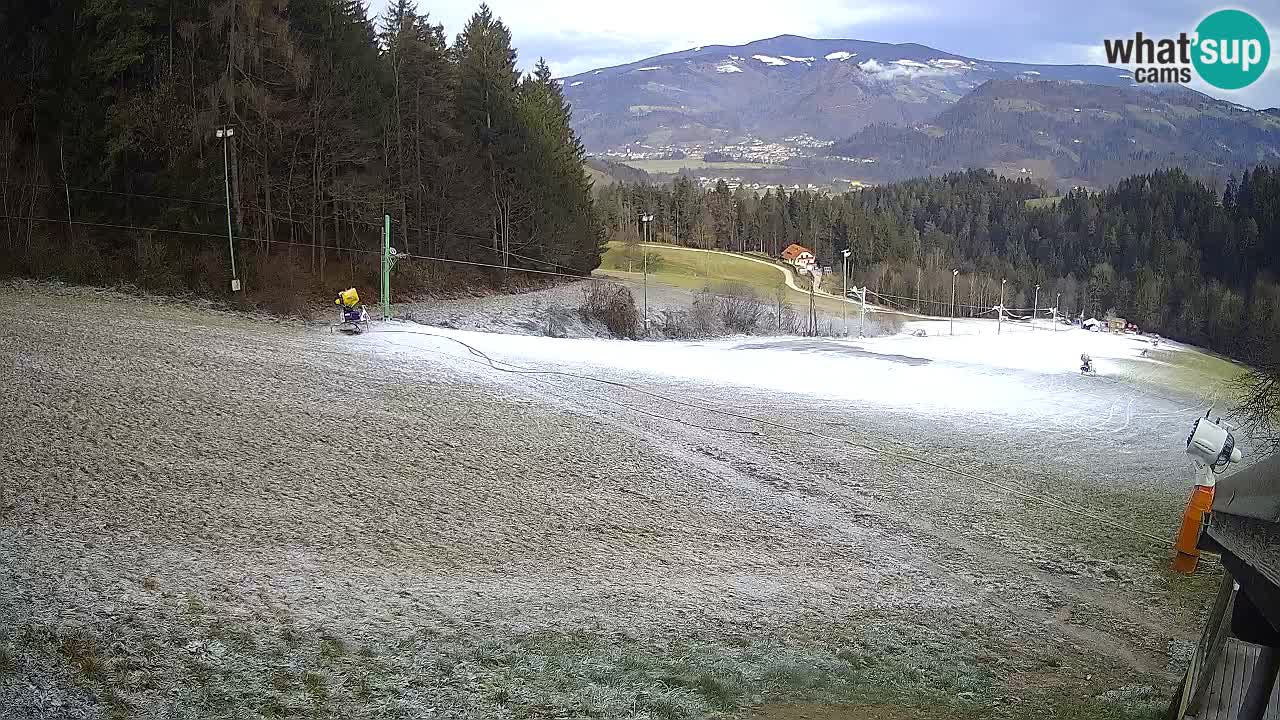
565,34 -> 1280,189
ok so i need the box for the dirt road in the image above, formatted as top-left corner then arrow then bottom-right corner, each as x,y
0,284 -> 1216,719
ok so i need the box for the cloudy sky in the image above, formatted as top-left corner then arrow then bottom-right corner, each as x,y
376,0 -> 1279,108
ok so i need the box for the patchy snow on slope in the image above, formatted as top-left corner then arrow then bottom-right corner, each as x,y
1021,70 -> 1042,76
716,62 -> 743,73
370,321 -> 1171,422
825,51 -> 856,61
780,55 -> 815,63
752,54 -> 788,66
637,66 -> 662,71
570,81 -> 584,87
892,59 -> 930,68
929,59 -> 971,69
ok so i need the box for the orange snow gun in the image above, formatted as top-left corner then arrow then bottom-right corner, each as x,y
336,288 -> 360,308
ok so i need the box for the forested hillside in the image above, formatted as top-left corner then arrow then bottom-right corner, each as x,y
598,167 -> 1280,360
0,1 -> 602,309
828,80 -> 1280,187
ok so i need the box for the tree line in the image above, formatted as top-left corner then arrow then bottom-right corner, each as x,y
0,0 -> 602,310
597,166 -> 1280,362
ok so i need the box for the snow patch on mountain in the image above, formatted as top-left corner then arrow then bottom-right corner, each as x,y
752,54 -> 788,66
892,59 -> 930,68
716,62 -> 743,73
637,66 -> 662,71
929,59 -> 970,68
824,51 -> 857,61
570,81 -> 584,87
780,55 -> 815,63
1020,70 -> 1041,76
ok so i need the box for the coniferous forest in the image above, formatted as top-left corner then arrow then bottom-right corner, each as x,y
1,0 -> 1278,365
597,167 -> 1280,362
0,1 -> 603,309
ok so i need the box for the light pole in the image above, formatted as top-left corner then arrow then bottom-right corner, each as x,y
215,126 -> 240,292
640,212 -> 653,336
1054,291 -> 1061,332
998,278 -> 1006,335
951,269 -> 958,336
1033,284 -> 1041,330
842,248 -> 851,336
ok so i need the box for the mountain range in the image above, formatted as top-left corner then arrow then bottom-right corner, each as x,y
563,35 -> 1280,188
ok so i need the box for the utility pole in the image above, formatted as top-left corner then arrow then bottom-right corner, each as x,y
1054,292 -> 1061,332
640,212 -> 653,337
860,283 -> 870,335
1033,284 -> 1041,330
998,278 -> 1006,335
808,270 -> 817,336
951,269 -> 958,336
215,126 -> 240,292
842,248 -> 851,336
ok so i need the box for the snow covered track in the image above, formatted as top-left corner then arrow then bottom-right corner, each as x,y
0,286 -> 1220,718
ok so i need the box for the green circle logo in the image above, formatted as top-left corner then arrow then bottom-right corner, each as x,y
1193,9 -> 1270,90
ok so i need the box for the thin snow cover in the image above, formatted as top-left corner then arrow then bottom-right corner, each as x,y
892,59 -> 930,68
570,81 -> 584,87
1021,70 -> 1042,76
368,321 -> 1174,421
752,54 -> 788,66
593,70 -> 602,75
716,62 -> 743,74
825,51 -> 856,61
929,59 -> 970,68
637,66 -> 662,71
780,55 -> 815,63
729,55 -> 741,60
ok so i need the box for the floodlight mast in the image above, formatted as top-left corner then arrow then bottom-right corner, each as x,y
215,126 -> 239,292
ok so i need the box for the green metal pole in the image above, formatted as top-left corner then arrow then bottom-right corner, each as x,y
382,214 -> 391,321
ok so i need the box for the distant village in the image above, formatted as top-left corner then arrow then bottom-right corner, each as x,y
599,133 -> 835,166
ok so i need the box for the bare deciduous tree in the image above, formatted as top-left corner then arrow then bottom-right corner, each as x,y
1231,363 -> 1280,456
718,282 -> 762,333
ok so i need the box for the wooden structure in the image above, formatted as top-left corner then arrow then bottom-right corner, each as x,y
1173,453 -> 1280,720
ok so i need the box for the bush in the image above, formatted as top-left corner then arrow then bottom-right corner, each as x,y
579,281 -> 638,338
689,284 -> 722,337
717,283 -> 762,333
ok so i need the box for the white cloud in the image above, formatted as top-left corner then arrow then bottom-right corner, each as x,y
858,57 -> 948,80
374,0 -> 930,77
